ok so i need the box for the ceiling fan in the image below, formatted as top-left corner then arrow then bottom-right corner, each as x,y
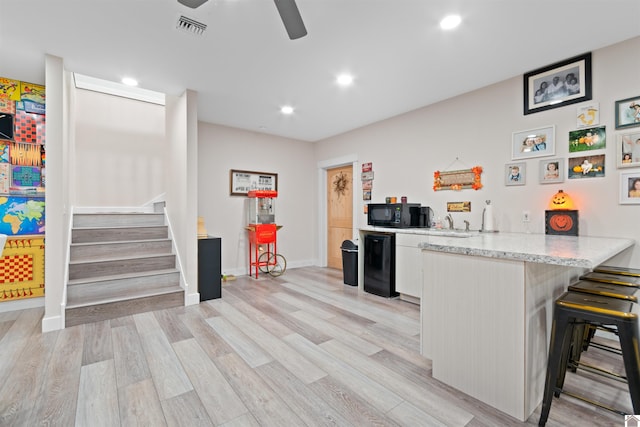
177,0 -> 307,40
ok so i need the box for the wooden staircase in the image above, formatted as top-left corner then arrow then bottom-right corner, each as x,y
65,212 -> 183,327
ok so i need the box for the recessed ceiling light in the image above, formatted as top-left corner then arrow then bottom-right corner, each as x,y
121,77 -> 138,87
440,14 -> 461,30
281,105 -> 294,115
336,73 -> 354,87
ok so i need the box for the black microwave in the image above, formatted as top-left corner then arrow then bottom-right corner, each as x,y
367,203 -> 421,228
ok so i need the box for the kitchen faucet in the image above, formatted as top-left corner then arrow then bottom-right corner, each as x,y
444,214 -> 454,230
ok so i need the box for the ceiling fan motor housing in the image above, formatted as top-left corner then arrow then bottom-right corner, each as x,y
178,0 -> 208,9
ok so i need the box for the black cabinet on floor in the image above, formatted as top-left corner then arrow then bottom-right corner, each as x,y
198,236 -> 221,301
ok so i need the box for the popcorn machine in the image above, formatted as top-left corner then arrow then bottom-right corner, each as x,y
246,190 -> 286,278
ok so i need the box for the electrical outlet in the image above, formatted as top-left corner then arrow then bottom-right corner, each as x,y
522,210 -> 530,222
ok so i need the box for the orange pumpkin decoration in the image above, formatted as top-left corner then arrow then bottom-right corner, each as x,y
549,213 -> 574,231
548,189 -> 575,210
573,165 -> 582,173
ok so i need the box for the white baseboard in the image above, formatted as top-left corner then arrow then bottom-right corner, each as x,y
0,296 -> 44,313
223,259 -> 316,279
186,292 -> 200,306
42,314 -> 63,332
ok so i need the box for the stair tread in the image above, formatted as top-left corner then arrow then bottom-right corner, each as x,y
73,224 -> 167,230
75,212 -> 162,215
69,252 -> 174,266
66,283 -> 183,309
68,268 -> 179,286
71,238 -> 171,247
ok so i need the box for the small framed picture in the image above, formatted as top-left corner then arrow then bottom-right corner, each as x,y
568,125 -> 606,153
568,154 -> 605,179
512,125 -> 555,160
620,171 -> 640,204
615,96 -> 640,130
617,130 -> 640,168
539,158 -> 564,184
576,102 -> 599,128
505,162 -> 526,186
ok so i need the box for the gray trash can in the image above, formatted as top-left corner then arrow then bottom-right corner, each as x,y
340,240 -> 358,286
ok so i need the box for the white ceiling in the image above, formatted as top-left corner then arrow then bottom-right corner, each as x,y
1,0 -> 639,142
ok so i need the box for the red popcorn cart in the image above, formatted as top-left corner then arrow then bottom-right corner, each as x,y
246,190 -> 286,278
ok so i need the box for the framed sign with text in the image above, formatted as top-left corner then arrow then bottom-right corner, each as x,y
230,169 -> 278,196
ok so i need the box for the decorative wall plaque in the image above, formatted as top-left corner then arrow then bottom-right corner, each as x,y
433,166 -> 483,191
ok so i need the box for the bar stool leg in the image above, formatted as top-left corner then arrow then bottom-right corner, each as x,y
617,320 -> 640,414
539,310 -> 574,426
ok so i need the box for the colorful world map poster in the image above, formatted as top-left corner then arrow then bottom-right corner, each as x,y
0,196 -> 45,235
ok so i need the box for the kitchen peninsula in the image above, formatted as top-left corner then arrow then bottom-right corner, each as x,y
357,228 -> 634,421
419,231 -> 634,421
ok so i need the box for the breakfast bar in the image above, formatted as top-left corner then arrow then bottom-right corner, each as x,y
418,232 -> 634,421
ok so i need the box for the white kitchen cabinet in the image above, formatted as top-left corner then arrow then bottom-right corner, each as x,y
395,233 -> 423,302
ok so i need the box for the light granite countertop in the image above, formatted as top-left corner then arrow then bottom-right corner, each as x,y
359,227 -> 635,268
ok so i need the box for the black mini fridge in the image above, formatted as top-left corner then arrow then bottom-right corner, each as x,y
363,233 -> 397,297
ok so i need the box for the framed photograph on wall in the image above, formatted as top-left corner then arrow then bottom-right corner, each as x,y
568,154 -> 605,179
505,162 -> 525,186
576,102 -> 599,128
512,125 -> 555,160
568,125 -> 606,153
620,171 -> 640,204
539,158 -> 564,184
615,96 -> 640,129
617,131 -> 640,168
229,169 -> 278,196
524,52 -> 592,115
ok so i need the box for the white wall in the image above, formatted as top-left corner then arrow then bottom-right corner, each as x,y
198,123 -> 316,276
73,89 -> 166,207
41,55 -> 67,331
314,36 -> 640,267
165,91 -> 199,305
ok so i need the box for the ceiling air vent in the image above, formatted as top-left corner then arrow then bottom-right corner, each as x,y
177,16 -> 207,36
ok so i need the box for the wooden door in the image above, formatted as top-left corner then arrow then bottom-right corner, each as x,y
327,165 -> 353,269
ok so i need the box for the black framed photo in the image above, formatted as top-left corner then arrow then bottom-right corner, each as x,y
229,169 -> 278,196
523,52 -> 592,115
614,95 -> 640,129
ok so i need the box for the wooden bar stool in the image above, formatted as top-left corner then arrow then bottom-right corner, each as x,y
539,291 -> 640,426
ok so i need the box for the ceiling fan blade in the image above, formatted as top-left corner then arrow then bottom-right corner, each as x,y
274,0 -> 307,40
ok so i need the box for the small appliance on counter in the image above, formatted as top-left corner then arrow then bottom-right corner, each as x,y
410,206 -> 433,228
367,203 -> 421,228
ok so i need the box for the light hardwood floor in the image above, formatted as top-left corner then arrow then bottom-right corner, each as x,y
0,267 -> 631,426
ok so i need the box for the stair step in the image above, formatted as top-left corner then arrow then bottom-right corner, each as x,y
65,210 -> 183,327
69,254 -> 176,280
72,225 -> 168,243
73,212 -> 165,228
70,239 -> 172,262
65,291 -> 183,327
67,269 -> 181,307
